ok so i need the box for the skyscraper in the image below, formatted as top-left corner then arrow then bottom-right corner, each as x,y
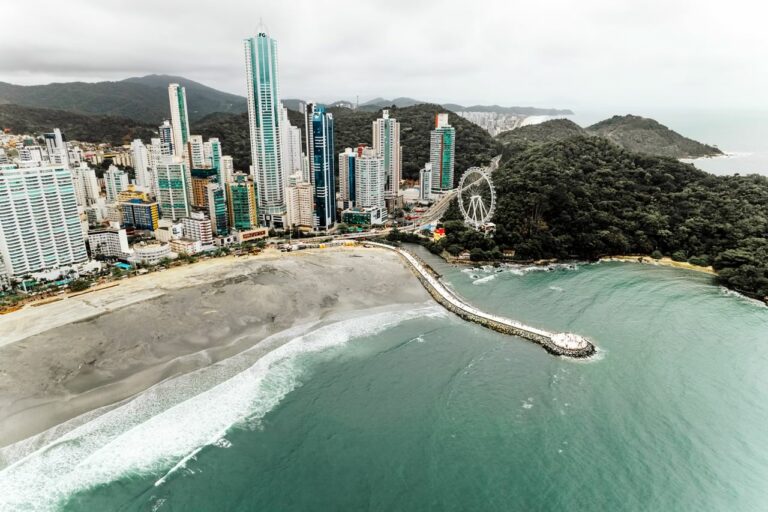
429,113 -> 456,193
244,31 -> 284,228
280,107 -> 304,181
156,160 -> 191,220
0,166 -> 88,277
219,155 -> 234,185
372,110 -> 402,202
303,102 -> 315,185
104,165 -> 129,203
158,120 -> 174,156
168,83 -> 190,157
187,135 -> 206,169
227,174 -> 258,231
204,138 -> 222,172
354,147 -> 386,212
43,129 -> 70,168
130,139 -> 152,190
285,180 -> 314,230
339,147 -> 356,206
310,105 -> 335,230
206,183 -> 229,235
419,163 -> 433,202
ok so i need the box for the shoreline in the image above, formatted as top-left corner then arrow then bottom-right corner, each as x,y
599,255 -> 716,275
0,246 -> 428,447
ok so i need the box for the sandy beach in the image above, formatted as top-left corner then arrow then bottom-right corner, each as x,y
600,255 -> 717,275
0,247 -> 428,447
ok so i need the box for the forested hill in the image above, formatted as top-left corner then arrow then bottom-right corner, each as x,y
437,136 -> 768,299
586,115 -> 722,158
0,104 -> 154,146
196,104 -> 501,183
496,115 -> 722,159
0,75 -> 246,123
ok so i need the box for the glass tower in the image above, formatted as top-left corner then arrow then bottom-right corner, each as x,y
244,32 -> 284,228
168,84 -> 190,158
429,113 -> 456,192
311,105 -> 335,230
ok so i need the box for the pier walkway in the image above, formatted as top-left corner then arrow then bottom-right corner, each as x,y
367,242 -> 596,358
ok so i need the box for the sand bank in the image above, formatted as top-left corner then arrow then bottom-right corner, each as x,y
0,247 -> 428,447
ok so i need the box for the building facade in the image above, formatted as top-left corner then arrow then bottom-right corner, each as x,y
227,175 -> 258,231
429,113 -> 456,193
372,110 -> 402,202
156,160 -> 190,220
104,165 -> 129,203
88,223 -> 131,259
206,183 -> 229,235
285,181 -> 314,229
244,32 -> 285,228
182,212 -> 213,246
310,105 -> 335,230
419,163 -> 433,202
0,166 -> 88,277
355,147 -> 386,213
131,139 -> 152,190
168,83 -> 190,158
121,200 -> 159,231
339,147 -> 356,206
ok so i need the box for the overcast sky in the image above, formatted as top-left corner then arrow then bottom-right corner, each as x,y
2,0 -> 767,111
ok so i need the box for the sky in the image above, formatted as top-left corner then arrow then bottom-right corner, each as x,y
2,0 -> 768,111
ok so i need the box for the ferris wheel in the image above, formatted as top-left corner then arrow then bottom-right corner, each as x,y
457,167 -> 496,230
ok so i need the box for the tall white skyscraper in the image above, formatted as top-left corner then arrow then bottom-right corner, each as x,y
355,147 -> 386,211
168,84 -> 190,158
72,163 -> 100,207
104,165 -> 129,202
419,163 -> 433,202
372,110 -> 402,202
187,135 -> 206,168
43,129 -> 70,168
280,106 -> 304,181
244,31 -> 284,228
339,147 -> 356,206
204,138 -> 222,171
130,139 -> 152,189
220,155 -> 234,184
0,166 -> 88,277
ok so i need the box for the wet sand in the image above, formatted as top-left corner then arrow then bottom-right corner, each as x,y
0,247 -> 428,447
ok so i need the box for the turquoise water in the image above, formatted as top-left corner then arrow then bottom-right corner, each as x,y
2,253 -> 768,511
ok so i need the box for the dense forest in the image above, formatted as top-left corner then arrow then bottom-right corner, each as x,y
0,104 -> 155,146
197,104 -> 501,184
434,136 -> 768,299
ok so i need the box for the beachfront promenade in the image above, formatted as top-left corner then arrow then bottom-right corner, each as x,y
367,242 -> 596,359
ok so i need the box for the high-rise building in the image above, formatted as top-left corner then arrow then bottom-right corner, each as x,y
130,139 -> 152,190
280,106 -> 304,181
310,105 -> 335,230
303,102 -> 315,184
354,147 -> 386,213
0,166 -> 88,277
156,160 -> 191,220
219,155 -> 234,184
285,179 -> 314,229
244,31 -> 285,228
339,147 -> 356,206
121,200 -> 160,231
159,121 -> 175,156
206,183 -> 229,235
430,113 -> 456,193
373,110 -> 402,202
43,129 -> 70,168
187,135 -> 206,169
191,176 -> 213,208
168,84 -> 190,158
88,223 -> 132,259
104,165 -> 129,203
419,163 -> 433,202
204,138 -> 222,172
227,174 -> 258,231
182,212 -> 213,246
72,164 -> 100,207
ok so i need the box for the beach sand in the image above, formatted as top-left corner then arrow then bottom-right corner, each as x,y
0,247 -> 428,447
600,255 -> 716,275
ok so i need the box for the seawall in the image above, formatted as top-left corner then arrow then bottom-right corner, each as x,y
366,242 -> 596,359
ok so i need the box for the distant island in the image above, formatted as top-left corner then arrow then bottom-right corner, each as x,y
497,115 -> 723,159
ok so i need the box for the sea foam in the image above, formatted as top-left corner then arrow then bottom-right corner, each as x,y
0,304 -> 444,511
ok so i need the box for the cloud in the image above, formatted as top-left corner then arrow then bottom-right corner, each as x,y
1,0 -> 767,110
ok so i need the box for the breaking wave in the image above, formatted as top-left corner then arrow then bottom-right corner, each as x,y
0,304 -> 445,511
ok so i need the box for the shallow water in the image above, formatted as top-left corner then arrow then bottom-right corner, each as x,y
2,254 -> 768,511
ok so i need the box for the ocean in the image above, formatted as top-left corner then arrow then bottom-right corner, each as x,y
2,247 -> 767,511
570,108 -> 768,176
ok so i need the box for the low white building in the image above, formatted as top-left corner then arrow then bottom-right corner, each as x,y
170,238 -> 203,255
131,242 -> 172,265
